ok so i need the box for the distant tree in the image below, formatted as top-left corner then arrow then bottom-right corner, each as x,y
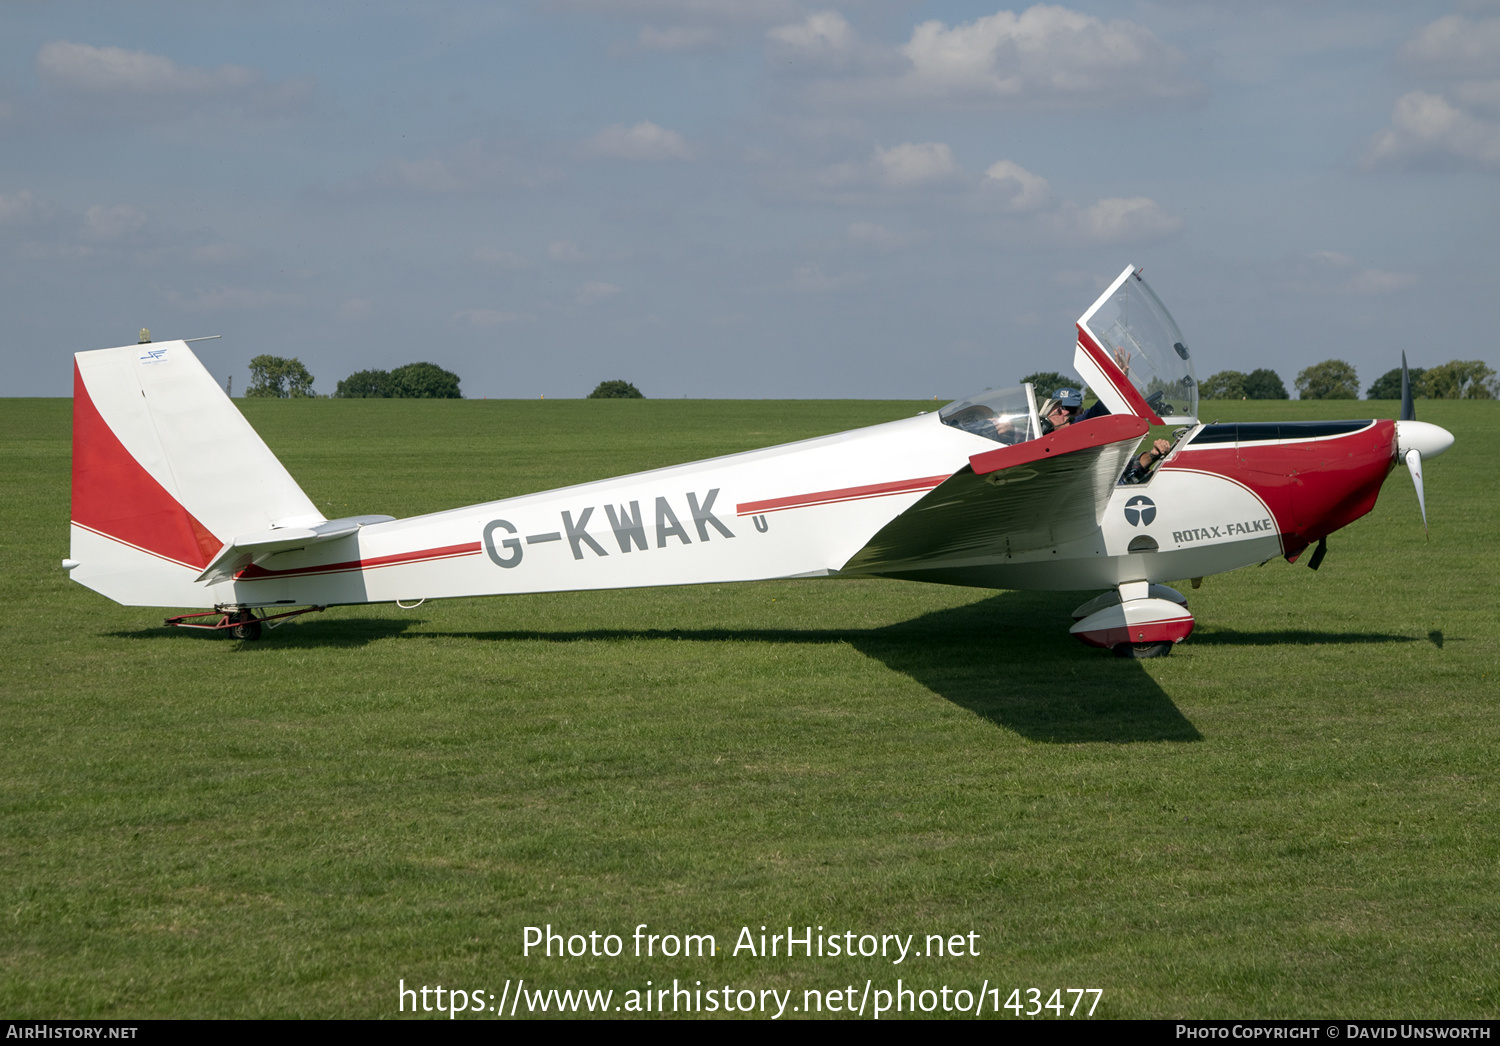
1200,370 -> 1248,400
246,355 -> 315,398
336,369 -> 395,398
1243,368 -> 1289,400
1424,359 -> 1497,400
1019,371 -> 1077,396
1296,360 -> 1360,400
1366,366 -> 1427,400
390,362 -> 462,399
588,380 -> 644,399
334,363 -> 461,398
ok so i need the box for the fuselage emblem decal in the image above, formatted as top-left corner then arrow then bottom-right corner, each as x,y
1124,496 -> 1156,527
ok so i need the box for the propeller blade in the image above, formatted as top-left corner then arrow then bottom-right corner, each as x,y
1405,446 -> 1428,536
1308,536 -> 1328,571
1400,351 -> 1416,422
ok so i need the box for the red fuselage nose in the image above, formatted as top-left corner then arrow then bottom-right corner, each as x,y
1167,420 -> 1397,560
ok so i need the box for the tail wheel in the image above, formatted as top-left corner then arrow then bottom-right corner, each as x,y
1113,641 -> 1173,659
228,610 -> 262,641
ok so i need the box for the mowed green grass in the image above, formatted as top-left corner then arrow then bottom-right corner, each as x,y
2,395 -> 1496,1019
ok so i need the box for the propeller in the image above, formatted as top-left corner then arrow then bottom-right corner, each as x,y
1400,351 -> 1415,423
1392,352 -> 1454,537
1405,446 -> 1428,535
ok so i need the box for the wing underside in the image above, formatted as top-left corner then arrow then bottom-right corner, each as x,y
840,415 -> 1146,576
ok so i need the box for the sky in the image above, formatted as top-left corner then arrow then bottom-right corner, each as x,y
2,0 -> 1497,399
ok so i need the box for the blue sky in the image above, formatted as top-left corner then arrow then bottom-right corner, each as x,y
2,1 -> 1496,398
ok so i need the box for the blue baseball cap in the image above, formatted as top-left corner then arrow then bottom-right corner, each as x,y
1052,388 -> 1083,408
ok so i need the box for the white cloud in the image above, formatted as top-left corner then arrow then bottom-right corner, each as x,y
1454,79 -> 1500,116
982,159 -> 1050,211
811,141 -> 964,196
1341,269 -> 1418,295
637,26 -> 722,51
874,142 -> 960,187
588,121 -> 693,161
453,309 -> 536,326
845,221 -> 926,252
383,158 -> 463,193
188,243 -> 246,264
166,286 -> 304,311
548,240 -> 592,264
0,190 -> 52,226
83,204 -> 147,241
369,141 -> 557,194
768,11 -> 854,61
1364,91 -> 1500,171
36,41 -> 311,117
338,298 -> 373,322
548,0 -> 798,23
806,4 -> 1197,110
1285,251 -> 1418,296
1399,15 -> 1500,79
791,263 -> 864,292
471,246 -> 536,270
1366,14 -> 1500,172
577,281 -> 622,304
1047,196 -> 1183,245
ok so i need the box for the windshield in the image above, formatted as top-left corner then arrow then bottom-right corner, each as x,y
1080,271 -> 1198,422
940,384 -> 1040,445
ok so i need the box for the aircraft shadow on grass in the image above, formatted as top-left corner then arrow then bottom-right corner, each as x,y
107,617 -> 416,649
1189,628 -> 1430,648
405,591 -> 1206,745
113,595 -> 1437,743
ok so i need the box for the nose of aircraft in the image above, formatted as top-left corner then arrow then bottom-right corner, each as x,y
1396,420 -> 1455,461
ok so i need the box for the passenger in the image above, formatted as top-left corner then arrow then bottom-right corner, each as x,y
1121,439 -> 1172,484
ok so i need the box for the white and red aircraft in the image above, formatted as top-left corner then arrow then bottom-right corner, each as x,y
65,265 -> 1453,656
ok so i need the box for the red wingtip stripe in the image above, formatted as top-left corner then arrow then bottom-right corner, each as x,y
969,413 -> 1148,476
71,361 -> 223,569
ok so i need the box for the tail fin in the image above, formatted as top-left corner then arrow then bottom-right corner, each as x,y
69,340 -> 323,607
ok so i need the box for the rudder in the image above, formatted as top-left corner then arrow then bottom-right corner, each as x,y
68,340 -> 323,607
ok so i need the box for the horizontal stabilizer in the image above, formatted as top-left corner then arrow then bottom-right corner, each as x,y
195,515 -> 395,584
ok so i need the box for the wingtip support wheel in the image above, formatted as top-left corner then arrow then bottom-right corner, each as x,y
1113,641 -> 1174,659
228,610 -> 262,641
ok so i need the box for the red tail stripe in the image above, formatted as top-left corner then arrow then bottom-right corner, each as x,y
71,362 -> 222,570
737,474 -> 950,517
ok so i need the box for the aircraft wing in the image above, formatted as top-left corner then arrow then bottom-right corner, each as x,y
841,414 -> 1147,574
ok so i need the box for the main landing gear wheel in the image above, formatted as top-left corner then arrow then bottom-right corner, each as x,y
1114,641 -> 1173,659
228,610 -> 262,641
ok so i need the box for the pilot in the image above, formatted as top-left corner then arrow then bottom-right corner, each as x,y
1045,387 -> 1171,483
1039,388 -> 1085,433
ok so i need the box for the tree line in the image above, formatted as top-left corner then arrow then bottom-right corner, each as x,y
1025,359 -> 1496,402
244,356 -> 463,398
241,357 -> 650,400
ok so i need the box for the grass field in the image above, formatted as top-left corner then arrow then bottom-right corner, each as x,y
2,395 -> 1496,1019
